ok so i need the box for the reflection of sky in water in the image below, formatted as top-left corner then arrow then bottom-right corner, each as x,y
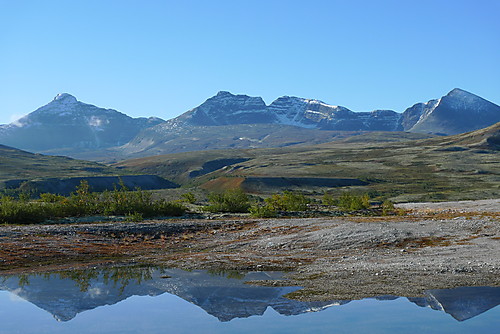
0,268 -> 499,333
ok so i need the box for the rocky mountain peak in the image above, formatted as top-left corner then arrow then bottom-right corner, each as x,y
53,93 -> 78,104
215,91 -> 233,97
447,88 -> 474,97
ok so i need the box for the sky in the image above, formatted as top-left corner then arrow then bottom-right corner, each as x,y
0,0 -> 499,124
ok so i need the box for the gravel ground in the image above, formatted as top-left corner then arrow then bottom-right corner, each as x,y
396,198 -> 500,213
0,200 -> 498,301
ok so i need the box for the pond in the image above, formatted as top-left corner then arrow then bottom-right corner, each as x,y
0,266 -> 498,333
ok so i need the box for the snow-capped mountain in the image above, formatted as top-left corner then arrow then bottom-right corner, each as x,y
0,93 -> 163,154
148,88 -> 499,137
165,91 -> 271,127
408,286 -> 500,321
161,91 -> 404,131
1,89 -> 498,160
114,88 -> 499,159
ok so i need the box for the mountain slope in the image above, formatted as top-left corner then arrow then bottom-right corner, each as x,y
0,93 -> 164,154
115,123 -> 366,160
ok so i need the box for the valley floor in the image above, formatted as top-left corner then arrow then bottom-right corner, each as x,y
0,199 -> 499,300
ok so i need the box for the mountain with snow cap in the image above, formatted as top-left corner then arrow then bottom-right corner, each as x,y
119,88 -> 499,158
156,88 -> 498,136
0,93 -> 164,154
160,91 -> 405,131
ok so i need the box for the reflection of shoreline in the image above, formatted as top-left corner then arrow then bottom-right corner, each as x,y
0,267 -> 499,322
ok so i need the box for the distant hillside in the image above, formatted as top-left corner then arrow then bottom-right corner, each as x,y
115,124 -> 366,160
0,144 -> 117,182
0,145 -> 177,195
116,126 -> 500,202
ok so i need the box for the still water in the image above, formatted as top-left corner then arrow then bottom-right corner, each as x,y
0,266 -> 498,333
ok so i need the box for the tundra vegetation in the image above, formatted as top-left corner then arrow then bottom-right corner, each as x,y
0,181 -> 186,225
204,189 -> 398,218
0,181 -> 400,225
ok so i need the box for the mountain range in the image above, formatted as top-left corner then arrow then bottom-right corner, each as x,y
0,89 -> 498,160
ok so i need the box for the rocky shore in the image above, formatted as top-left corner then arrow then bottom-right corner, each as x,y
0,199 -> 498,301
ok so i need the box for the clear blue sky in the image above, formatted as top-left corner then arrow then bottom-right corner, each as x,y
0,0 -> 499,124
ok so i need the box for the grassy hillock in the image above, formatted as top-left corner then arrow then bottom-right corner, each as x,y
0,145 -> 179,197
0,145 -> 121,182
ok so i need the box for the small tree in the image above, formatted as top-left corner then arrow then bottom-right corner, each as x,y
382,200 -> 395,215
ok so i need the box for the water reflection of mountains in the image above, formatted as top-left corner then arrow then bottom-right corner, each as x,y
0,267 -> 498,322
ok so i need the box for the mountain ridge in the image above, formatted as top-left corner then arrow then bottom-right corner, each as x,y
1,89 -> 498,160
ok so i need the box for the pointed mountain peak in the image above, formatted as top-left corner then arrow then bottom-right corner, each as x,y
443,88 -> 494,105
449,87 -> 468,94
53,93 -> 77,103
446,88 -> 475,97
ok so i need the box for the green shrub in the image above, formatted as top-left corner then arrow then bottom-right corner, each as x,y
321,192 -> 337,206
249,205 -> 278,218
249,191 -> 311,217
39,193 -> 65,203
381,199 -> 395,215
0,181 -> 186,224
204,189 -> 250,213
265,191 -> 310,212
180,192 -> 196,204
126,212 -> 144,222
338,192 -> 371,211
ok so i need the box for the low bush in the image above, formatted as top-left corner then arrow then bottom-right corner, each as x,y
338,192 -> 371,211
249,205 -> 278,218
264,191 -> 310,211
381,199 -> 395,215
0,181 -> 186,225
321,192 -> 337,206
249,191 -> 311,218
203,189 -> 250,213
180,192 -> 197,204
